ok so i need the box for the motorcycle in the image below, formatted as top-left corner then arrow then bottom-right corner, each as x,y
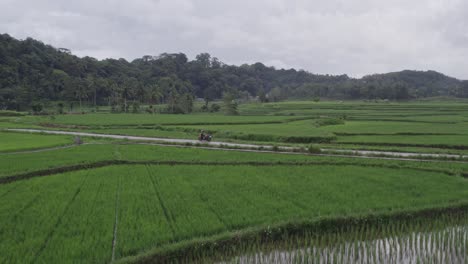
198,133 -> 212,142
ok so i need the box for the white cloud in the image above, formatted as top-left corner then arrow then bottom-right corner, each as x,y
0,0 -> 467,79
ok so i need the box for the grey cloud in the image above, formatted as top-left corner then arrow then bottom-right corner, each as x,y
0,0 -> 467,79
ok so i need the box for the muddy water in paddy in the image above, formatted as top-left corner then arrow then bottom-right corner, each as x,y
219,225 -> 468,264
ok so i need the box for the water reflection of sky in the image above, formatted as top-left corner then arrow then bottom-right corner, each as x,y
220,226 -> 468,264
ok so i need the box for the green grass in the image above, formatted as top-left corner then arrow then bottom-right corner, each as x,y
321,120 -> 468,135
0,116 -> 43,129
0,131 -> 73,152
3,143 -> 468,179
336,134 -> 468,147
25,113 -> 299,126
238,100 -> 468,116
0,163 -> 467,263
88,128 -> 195,140
321,142 -> 468,155
0,121 -> 42,129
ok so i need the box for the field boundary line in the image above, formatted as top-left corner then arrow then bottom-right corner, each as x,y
0,144 -> 78,155
144,165 -> 177,239
116,202 -> 468,264
111,173 -> 122,262
123,142 -> 468,162
336,141 -> 468,150
85,181 -> 104,225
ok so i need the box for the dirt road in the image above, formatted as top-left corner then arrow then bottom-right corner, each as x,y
6,128 -> 466,160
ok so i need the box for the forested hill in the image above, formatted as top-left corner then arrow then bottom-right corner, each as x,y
1,33 -> 467,112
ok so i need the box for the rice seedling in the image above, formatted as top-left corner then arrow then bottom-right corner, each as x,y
214,213 -> 468,264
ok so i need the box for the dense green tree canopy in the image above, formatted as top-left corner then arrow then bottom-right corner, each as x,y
0,34 -> 466,111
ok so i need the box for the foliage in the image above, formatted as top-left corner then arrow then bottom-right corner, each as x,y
56,103 -> 64,114
145,105 -> 155,114
209,103 -> 220,112
31,102 -> 43,114
1,34 -> 468,113
222,92 -> 239,115
307,145 -> 321,153
131,101 -> 140,113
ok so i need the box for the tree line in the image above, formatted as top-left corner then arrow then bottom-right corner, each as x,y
1,33 -> 467,113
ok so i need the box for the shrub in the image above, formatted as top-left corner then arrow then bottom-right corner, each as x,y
222,93 -> 239,115
308,145 -> 321,154
111,103 -> 119,113
132,102 -> 141,113
145,105 -> 154,114
210,103 -> 221,112
57,103 -> 64,114
314,118 -> 345,127
31,103 -> 43,114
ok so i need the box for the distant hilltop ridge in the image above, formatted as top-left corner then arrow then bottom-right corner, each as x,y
1,33 -> 467,111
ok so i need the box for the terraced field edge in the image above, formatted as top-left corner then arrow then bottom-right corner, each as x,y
1,160 -> 464,185
117,203 -> 468,264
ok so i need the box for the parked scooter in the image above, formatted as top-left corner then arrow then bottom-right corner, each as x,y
198,131 -> 212,142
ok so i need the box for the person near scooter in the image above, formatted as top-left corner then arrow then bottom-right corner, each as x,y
198,130 -> 213,141
199,130 -> 205,140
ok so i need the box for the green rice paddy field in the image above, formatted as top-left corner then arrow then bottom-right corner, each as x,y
4,100 -> 468,152
1,162 -> 467,263
0,131 -> 72,152
1,101 -> 468,263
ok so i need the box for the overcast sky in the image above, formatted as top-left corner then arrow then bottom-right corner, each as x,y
1,0 -> 467,79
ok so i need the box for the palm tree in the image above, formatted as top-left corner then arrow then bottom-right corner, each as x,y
74,79 -> 89,112
146,84 -> 163,104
